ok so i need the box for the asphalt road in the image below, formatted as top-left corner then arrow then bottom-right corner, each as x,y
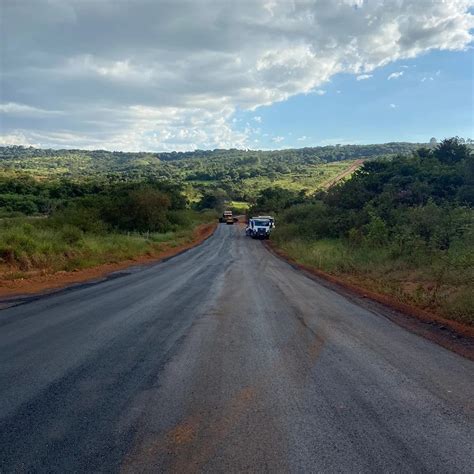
1,224 -> 473,473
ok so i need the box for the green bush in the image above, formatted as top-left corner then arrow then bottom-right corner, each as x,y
270,139 -> 473,324
51,204 -> 108,234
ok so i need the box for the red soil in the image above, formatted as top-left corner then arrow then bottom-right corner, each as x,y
265,240 -> 474,360
323,159 -> 365,189
0,223 -> 217,299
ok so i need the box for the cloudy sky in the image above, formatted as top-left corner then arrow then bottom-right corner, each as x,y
1,0 -> 473,151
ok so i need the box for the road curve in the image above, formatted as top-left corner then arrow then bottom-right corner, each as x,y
0,224 -> 473,473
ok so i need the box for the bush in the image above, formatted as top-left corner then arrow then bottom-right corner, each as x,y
102,186 -> 172,232
269,139 -> 473,324
60,225 -> 84,245
364,215 -> 389,247
52,204 -> 108,234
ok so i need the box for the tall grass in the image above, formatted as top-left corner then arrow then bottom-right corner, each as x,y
272,233 -> 474,325
0,210 -> 215,278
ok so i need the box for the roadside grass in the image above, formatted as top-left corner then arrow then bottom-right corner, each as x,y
0,210 -> 216,278
272,234 -> 474,326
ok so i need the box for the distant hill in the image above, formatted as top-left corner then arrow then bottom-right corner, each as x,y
0,142 -> 425,181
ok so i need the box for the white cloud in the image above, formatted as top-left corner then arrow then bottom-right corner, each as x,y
61,55 -> 155,84
297,136 -> 308,141
389,103 -> 397,108
0,102 -> 63,117
0,131 -> 41,147
387,71 -> 404,80
356,74 -> 373,81
1,0 -> 473,150
253,116 -> 262,123
272,136 -> 284,143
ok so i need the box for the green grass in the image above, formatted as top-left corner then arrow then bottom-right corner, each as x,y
0,211 -> 216,277
272,234 -> 474,325
186,160 -> 360,200
228,200 -> 250,212
240,160 -> 359,196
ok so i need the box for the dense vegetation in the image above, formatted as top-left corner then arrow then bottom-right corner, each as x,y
262,138 -> 473,324
0,142 -> 423,203
0,176 -> 187,226
0,142 -> 423,177
0,180 -> 215,276
3,142 -> 410,277
1,138 -> 472,327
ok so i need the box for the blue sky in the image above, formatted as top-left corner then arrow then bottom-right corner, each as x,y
1,1 -> 473,151
236,49 -> 473,149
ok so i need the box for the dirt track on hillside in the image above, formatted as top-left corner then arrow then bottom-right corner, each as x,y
323,159 -> 365,189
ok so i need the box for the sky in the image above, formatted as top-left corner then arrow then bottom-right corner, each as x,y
1,0 -> 473,152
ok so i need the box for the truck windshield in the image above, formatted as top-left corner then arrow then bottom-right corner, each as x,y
254,220 -> 269,226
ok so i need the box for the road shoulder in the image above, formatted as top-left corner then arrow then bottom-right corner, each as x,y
0,222 -> 217,305
264,240 -> 474,360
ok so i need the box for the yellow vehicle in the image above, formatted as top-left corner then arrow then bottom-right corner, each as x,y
223,210 -> 234,225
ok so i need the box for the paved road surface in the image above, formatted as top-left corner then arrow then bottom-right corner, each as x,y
1,224 -> 473,473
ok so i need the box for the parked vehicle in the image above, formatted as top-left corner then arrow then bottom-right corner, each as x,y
255,215 -> 275,228
246,218 -> 272,239
223,210 -> 234,225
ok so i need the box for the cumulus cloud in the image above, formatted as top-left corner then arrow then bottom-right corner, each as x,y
1,0 -> 473,150
388,71 -> 404,80
356,74 -> 373,81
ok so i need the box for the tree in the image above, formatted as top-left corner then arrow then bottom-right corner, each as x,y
196,189 -> 227,211
124,188 -> 171,232
434,137 -> 471,164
